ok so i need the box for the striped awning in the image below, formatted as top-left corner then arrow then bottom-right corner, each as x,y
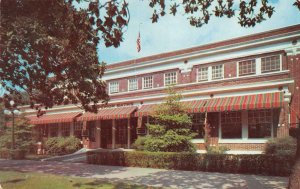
205,92 -> 283,112
78,106 -> 137,121
27,112 -> 82,125
135,92 -> 283,116
135,100 -> 208,117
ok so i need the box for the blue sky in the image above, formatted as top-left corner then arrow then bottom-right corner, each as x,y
97,0 -> 300,64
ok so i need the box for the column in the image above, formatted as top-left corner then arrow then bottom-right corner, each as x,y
112,119 -> 116,149
58,123 -> 62,137
70,122 -> 74,136
96,120 -> 101,148
127,118 -> 131,149
241,110 -> 248,140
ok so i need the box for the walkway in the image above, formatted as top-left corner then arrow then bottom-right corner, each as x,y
0,159 -> 288,189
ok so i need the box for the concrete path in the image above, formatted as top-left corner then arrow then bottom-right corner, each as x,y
0,159 -> 288,189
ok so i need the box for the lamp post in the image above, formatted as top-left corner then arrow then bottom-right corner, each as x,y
4,100 -> 21,150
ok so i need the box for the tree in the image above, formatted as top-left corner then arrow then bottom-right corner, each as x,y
0,115 -> 35,151
0,0 -> 129,112
148,0 -> 300,27
134,87 -> 196,152
1,0 -> 299,113
0,103 -> 5,131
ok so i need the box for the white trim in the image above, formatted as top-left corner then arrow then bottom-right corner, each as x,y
219,139 -> 269,144
197,66 -> 209,82
109,81 -> 119,94
105,32 -> 300,75
191,139 -> 205,143
225,150 -> 263,154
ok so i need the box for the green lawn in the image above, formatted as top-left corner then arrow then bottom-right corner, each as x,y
0,171 -> 161,189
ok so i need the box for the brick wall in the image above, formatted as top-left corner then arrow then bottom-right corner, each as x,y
288,54 -> 300,126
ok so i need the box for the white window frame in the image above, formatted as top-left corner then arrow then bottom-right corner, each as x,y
142,76 -> 153,89
211,64 -> 224,80
109,81 -> 119,94
164,72 -> 177,86
261,55 -> 282,73
237,59 -> 256,76
128,78 -> 138,91
197,66 -> 209,82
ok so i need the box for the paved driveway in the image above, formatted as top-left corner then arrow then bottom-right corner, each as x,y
0,159 -> 288,189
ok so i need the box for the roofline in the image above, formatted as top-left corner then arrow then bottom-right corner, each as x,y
106,24 -> 300,70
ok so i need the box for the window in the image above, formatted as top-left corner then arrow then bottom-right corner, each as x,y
49,123 -> 59,137
239,59 -> 256,76
197,67 -> 208,81
248,109 -> 272,138
74,121 -> 83,139
87,121 -> 96,142
212,65 -> 223,80
128,78 -> 138,91
61,123 -> 70,137
109,81 -> 119,94
191,113 -> 205,138
164,72 -> 177,86
221,111 -> 242,139
143,76 -> 153,89
261,55 -> 280,73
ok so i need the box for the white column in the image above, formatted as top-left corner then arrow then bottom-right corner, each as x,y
112,120 -> 116,149
127,118 -> 131,149
58,123 -> 62,137
70,122 -> 74,136
242,110 -> 248,140
256,58 -> 262,75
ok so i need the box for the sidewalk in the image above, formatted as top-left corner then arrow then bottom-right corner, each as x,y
0,159 -> 288,189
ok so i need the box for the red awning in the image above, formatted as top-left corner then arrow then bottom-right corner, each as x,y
205,92 -> 283,112
78,106 -> 137,121
27,112 -> 82,125
135,100 -> 208,117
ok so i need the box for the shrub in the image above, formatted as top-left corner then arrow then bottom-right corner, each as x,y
0,148 -> 26,159
207,146 -> 229,154
44,136 -> 81,155
87,151 -> 295,176
265,136 -> 297,156
132,136 -> 148,151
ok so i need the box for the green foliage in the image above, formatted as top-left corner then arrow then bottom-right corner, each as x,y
147,124 -> 166,136
0,115 -> 34,151
265,136 -> 297,156
132,136 -> 148,151
0,148 -> 26,159
87,151 -> 295,176
44,136 -> 81,155
206,146 -> 229,154
134,87 -> 196,152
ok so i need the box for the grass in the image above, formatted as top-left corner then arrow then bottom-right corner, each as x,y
0,171 -> 163,189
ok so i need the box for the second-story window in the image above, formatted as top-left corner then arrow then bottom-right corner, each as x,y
261,55 -> 280,73
143,76 -> 153,89
238,59 -> 256,76
128,78 -> 138,91
197,67 -> 208,81
212,64 -> 223,80
109,81 -> 119,94
164,72 -> 177,86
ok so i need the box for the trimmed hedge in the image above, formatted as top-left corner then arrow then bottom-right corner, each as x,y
87,151 -> 295,176
0,148 -> 26,159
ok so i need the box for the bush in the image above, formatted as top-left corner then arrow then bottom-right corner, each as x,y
87,151 -> 295,176
44,136 -> 81,155
265,136 -> 297,156
207,146 -> 229,154
132,136 -> 148,151
0,148 -> 26,159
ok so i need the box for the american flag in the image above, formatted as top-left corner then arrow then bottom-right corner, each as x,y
137,32 -> 141,52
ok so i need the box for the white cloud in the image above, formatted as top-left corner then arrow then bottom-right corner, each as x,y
98,0 -> 300,64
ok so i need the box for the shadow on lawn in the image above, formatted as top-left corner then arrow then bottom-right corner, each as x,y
2,178 -> 26,184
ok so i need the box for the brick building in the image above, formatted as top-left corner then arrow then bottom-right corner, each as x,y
24,24 -> 300,154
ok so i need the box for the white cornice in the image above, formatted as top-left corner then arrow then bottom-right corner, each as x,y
104,31 -> 300,78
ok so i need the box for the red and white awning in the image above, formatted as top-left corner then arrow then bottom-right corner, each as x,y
205,92 -> 283,112
27,112 -> 82,125
135,92 -> 283,116
78,106 -> 137,121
